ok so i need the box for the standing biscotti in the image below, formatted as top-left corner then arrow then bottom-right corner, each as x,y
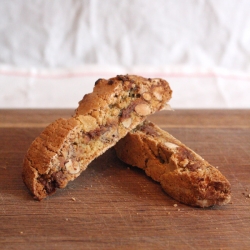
114,120 -> 231,207
22,75 -> 172,200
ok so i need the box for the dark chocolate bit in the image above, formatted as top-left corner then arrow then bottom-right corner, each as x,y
140,124 -> 159,137
87,129 -> 101,139
210,181 -> 226,192
120,102 -> 137,120
45,181 -> 56,195
38,171 -> 67,195
177,146 -> 195,162
51,172 -> 66,188
116,75 -> 137,90
108,79 -> 115,85
86,125 -> 110,139
117,75 -> 130,82
186,162 -> 202,172
120,99 -> 145,121
38,175 -> 56,195
94,78 -> 102,86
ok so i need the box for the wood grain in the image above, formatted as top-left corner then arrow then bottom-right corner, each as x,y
0,109 -> 250,250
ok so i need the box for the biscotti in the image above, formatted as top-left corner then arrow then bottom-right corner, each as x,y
22,75 -> 172,200
114,120 -> 231,207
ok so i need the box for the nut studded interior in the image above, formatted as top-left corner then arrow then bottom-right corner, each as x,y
23,75 -> 172,200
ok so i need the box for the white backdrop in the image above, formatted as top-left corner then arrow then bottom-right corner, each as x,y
0,0 -> 250,108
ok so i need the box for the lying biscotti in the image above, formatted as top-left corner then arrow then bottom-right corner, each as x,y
114,120 -> 231,207
22,75 -> 172,200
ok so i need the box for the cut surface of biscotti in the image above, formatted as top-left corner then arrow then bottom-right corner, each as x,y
22,75 -> 172,200
114,120 -> 231,207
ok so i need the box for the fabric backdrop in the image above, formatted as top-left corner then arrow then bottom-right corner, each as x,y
0,0 -> 250,108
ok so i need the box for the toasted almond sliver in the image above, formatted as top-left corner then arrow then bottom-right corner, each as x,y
135,104 -> 151,116
164,142 -> 179,149
122,118 -> 132,128
142,92 -> 151,101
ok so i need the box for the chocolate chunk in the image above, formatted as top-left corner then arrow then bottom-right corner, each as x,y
120,102 -> 137,120
117,75 -> 138,90
38,172 -> 67,195
120,100 -> 146,120
87,129 -> 101,139
140,124 -> 159,137
82,122 -> 117,142
211,181 -> 225,191
186,162 -> 201,171
51,172 -> 66,187
86,125 -> 110,139
177,146 -> 195,162
38,175 -> 56,195
45,181 -> 56,195
94,78 -> 102,86
117,75 -> 130,82
108,79 -> 115,85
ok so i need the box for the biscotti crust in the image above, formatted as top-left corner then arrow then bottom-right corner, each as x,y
114,120 -> 231,207
22,75 -> 172,200
22,118 -> 80,199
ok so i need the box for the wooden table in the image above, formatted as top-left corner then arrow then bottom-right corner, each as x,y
0,109 -> 250,250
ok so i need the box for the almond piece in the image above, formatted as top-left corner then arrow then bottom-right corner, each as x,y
161,103 -> 172,111
180,159 -> 189,167
151,79 -> 160,85
165,142 -> 179,150
135,104 -> 151,116
139,85 -> 147,94
122,118 -> 132,128
153,86 -> 163,101
64,159 -> 80,174
153,91 -> 162,101
77,115 -> 97,132
64,159 -> 72,168
142,92 -> 151,101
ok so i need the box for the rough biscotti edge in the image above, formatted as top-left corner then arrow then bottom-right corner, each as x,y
22,75 -> 172,200
114,120 -> 231,208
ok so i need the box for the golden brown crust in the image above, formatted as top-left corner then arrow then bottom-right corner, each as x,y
22,118 -> 79,199
114,120 -> 231,207
22,75 -> 172,200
